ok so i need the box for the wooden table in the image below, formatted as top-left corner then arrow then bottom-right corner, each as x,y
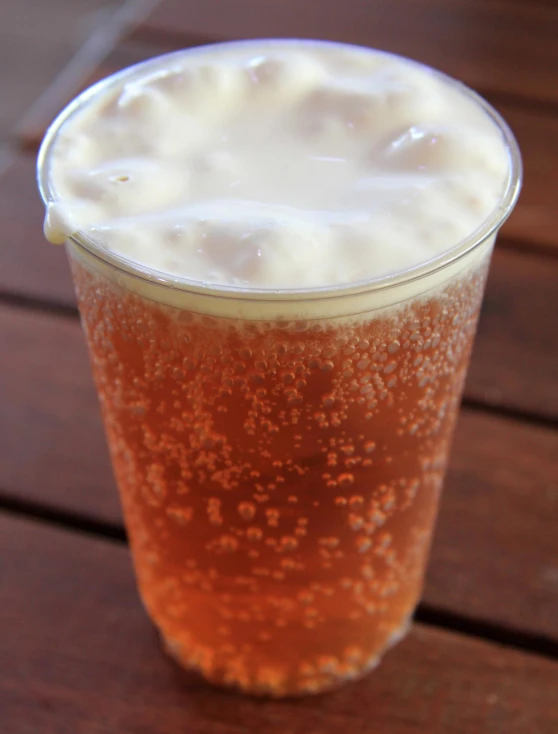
1,1 -> 558,731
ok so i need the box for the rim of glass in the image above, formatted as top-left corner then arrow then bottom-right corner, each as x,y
37,38 -> 522,304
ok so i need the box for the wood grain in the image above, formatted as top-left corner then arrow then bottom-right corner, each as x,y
132,0 -> 558,105
1,303 -> 557,640
1,512 -> 557,734
427,411 -> 558,641
496,105 -> 558,253
0,156 -> 75,307
466,248 -> 558,418
0,305 -> 117,521
0,0 -> 123,141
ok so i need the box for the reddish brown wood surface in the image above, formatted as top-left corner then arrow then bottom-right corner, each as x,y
466,249 -> 558,417
0,305 -> 116,521
427,411 -> 558,640
0,156 -> 75,307
1,303 -> 557,640
497,105 -> 558,253
1,512 -> 557,734
132,0 -> 558,105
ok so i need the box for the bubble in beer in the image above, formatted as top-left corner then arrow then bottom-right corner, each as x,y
218,535 -> 239,553
281,558 -> 297,571
338,473 -> 354,488
166,505 -> 193,525
266,508 -> 280,527
348,514 -> 365,531
279,536 -> 299,552
356,537 -> 373,553
295,590 -> 313,607
238,501 -> 256,520
246,526 -> 263,541
319,537 -> 340,550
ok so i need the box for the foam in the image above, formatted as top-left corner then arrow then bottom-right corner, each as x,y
40,40 -> 515,319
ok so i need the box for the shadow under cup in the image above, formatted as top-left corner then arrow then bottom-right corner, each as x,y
37,41 -> 521,697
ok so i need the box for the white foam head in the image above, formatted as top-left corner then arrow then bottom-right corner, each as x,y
39,40 -> 520,317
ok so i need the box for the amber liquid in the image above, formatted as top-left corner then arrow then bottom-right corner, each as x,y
71,253 -> 488,696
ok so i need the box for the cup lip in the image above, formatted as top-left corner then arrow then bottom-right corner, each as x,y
37,37 -> 522,305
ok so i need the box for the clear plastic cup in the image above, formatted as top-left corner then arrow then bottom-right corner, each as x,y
38,40 -> 521,697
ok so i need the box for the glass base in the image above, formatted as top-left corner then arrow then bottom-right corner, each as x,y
160,615 -> 412,697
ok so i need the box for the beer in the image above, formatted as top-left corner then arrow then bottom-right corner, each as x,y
38,40 -> 520,695
69,247 -> 488,695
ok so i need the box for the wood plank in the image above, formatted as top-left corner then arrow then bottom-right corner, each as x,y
17,40 -> 558,257
0,32 -> 80,143
10,0 -> 161,148
466,248 -> 558,418
496,105 -> 558,253
0,306 -> 117,522
0,156 -> 75,307
133,0 -> 558,106
427,411 -> 558,641
1,512 -> 557,734
0,0 -> 124,141
1,303 -> 557,641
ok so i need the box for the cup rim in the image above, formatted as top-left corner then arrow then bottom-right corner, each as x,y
37,38 -> 522,305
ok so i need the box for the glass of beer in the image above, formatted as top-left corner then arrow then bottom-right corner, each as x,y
38,40 -> 521,696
